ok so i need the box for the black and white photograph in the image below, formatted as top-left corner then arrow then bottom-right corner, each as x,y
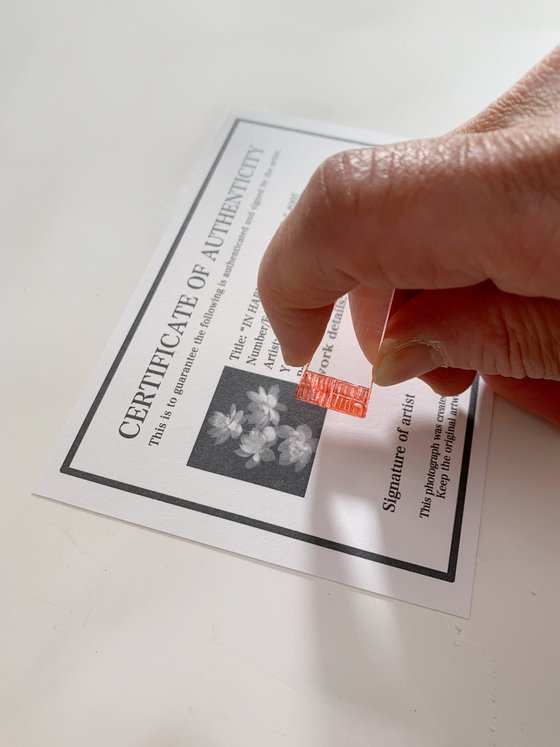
187,366 -> 327,496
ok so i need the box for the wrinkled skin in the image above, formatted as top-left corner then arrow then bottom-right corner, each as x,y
258,46 -> 560,426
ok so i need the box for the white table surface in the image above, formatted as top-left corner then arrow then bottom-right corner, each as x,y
2,3 -> 560,745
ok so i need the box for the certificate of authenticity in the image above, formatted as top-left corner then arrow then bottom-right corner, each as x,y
36,111 -> 493,617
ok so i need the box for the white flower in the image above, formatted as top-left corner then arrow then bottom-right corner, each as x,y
261,425 -> 278,445
277,424 -> 318,473
235,428 -> 276,469
246,384 -> 287,427
207,404 -> 244,445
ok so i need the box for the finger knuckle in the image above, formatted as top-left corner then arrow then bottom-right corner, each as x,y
527,304 -> 560,379
312,151 -> 362,221
309,146 -> 406,274
487,297 -> 560,379
481,125 -> 560,295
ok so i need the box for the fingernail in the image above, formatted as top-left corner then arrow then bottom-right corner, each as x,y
281,346 -> 308,368
374,339 -> 444,386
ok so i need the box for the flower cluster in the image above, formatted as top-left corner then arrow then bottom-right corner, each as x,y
207,384 -> 318,472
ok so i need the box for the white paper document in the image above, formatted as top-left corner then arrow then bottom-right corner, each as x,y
37,111 -> 493,617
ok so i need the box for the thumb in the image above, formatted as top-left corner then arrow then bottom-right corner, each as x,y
373,282 -> 560,385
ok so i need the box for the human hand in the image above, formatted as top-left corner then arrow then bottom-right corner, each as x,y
258,47 -> 560,426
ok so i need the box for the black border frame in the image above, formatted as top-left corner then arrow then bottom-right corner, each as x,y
61,118 -> 479,583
